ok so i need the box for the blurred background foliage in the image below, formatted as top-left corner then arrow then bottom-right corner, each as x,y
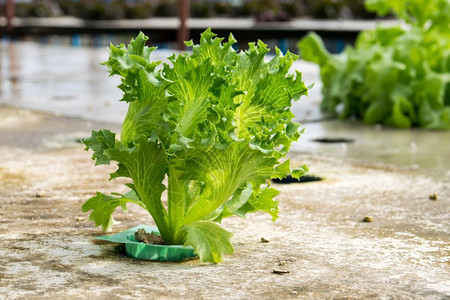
5,0 -> 379,20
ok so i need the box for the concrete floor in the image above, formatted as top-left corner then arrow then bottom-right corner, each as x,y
0,41 -> 449,298
0,107 -> 448,299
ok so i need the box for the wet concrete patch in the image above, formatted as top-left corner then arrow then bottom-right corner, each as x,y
0,106 -> 119,150
295,120 -> 450,177
42,132 -> 91,150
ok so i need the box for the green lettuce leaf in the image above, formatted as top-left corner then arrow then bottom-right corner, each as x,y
182,220 -> 234,263
82,190 -> 144,231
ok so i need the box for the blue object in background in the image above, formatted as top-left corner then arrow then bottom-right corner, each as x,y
72,34 -> 81,47
323,38 -> 350,54
39,35 -> 49,44
92,35 -> 102,47
157,43 -> 169,49
279,38 -> 288,54
336,39 -> 345,53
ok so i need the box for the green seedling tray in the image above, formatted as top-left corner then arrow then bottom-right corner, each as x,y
96,225 -> 197,261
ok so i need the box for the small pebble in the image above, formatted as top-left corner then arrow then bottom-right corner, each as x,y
362,216 -> 373,223
261,237 -> 269,243
76,217 -> 86,222
273,269 -> 290,275
36,191 -> 45,198
290,291 -> 298,295
429,193 -> 438,201
279,261 -> 287,266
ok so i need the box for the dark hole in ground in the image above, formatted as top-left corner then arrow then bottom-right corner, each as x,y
51,95 -> 76,101
9,76 -> 19,83
312,137 -> 354,143
72,138 -> 87,144
272,174 -> 323,184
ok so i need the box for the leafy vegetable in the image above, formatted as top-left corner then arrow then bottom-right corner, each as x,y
298,0 -> 450,129
82,29 -> 309,263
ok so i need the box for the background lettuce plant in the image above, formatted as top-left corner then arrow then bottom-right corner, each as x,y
298,0 -> 450,129
82,29 -> 309,263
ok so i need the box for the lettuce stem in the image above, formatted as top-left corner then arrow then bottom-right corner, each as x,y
167,164 -> 187,244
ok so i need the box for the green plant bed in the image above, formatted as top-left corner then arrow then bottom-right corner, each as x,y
298,0 -> 450,129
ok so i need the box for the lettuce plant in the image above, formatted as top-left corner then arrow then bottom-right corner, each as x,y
82,29 -> 309,263
298,0 -> 450,129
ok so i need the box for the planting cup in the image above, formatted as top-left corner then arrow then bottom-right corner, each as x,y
96,225 -> 197,261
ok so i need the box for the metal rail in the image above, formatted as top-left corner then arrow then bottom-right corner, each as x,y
1,17 -> 396,41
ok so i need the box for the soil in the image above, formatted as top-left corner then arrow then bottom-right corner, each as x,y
0,106 -> 449,299
135,228 -> 165,245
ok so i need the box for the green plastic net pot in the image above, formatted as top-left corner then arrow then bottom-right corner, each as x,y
96,225 -> 197,261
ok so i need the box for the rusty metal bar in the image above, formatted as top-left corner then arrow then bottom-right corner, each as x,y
6,0 -> 15,33
177,0 -> 190,51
